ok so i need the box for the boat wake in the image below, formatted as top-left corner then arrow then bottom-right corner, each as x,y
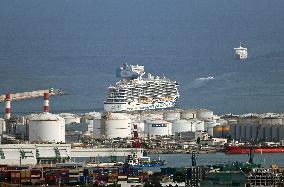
188,76 -> 215,88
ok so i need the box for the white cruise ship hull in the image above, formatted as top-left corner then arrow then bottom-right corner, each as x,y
104,100 -> 176,112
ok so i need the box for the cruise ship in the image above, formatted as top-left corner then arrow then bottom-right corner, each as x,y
104,64 -> 179,112
234,42 -> 248,60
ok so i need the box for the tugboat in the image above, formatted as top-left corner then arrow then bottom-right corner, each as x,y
234,42 -> 248,60
126,153 -> 167,167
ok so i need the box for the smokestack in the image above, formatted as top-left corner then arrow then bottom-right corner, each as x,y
44,92 -> 49,113
5,94 -> 11,120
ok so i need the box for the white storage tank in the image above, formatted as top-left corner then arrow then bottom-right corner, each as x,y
193,120 -> 205,131
196,109 -> 213,120
28,113 -> 65,143
103,113 -> 131,139
172,120 -> 193,134
145,120 -> 172,138
163,110 -> 181,121
180,110 -> 196,120
59,113 -> 80,125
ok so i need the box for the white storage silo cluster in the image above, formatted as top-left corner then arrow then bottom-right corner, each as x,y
28,113 -> 65,143
145,120 -> 172,138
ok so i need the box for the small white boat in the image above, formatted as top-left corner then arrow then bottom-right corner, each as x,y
234,42 -> 248,60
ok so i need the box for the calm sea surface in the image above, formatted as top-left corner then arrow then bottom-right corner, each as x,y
0,0 -> 284,115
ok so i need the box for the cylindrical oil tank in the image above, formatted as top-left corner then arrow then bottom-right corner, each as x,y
180,110 -> 196,120
28,113 -> 65,143
239,114 -> 260,125
205,121 -> 219,137
194,120 -> 205,131
196,109 -> 214,120
261,117 -> 282,125
103,113 -> 131,139
59,113 -> 80,125
213,125 -> 222,138
272,126 -> 279,142
245,125 -> 252,141
163,110 -> 181,121
93,113 -> 102,138
222,125 -> 230,138
264,125 -> 272,141
145,120 -> 172,138
172,120 -> 192,134
235,124 -> 241,140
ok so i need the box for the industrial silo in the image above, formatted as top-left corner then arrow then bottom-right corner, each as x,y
180,109 -> 196,120
260,115 -> 282,125
264,125 -> 272,141
102,113 -> 131,139
257,125 -> 265,141
240,125 -> 246,140
245,125 -> 252,141
28,113 -> 65,143
239,114 -> 260,125
172,120 -> 193,134
196,109 -> 214,120
228,123 -> 236,140
145,120 -> 172,138
235,124 -> 241,140
163,110 -> 181,121
278,125 -> 284,141
205,120 -> 219,137
213,125 -> 223,138
271,125 -> 279,142
251,125 -> 259,141
222,125 -> 230,138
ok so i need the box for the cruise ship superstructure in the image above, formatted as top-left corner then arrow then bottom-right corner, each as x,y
234,42 -> 248,60
104,64 -> 179,112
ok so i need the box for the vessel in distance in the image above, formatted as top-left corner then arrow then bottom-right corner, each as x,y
225,145 -> 284,154
234,42 -> 248,60
104,63 -> 179,112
